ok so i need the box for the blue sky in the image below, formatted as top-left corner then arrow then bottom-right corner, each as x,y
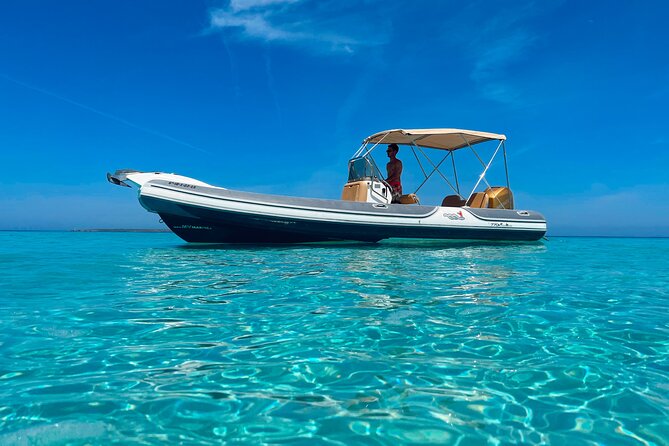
1,0 -> 668,236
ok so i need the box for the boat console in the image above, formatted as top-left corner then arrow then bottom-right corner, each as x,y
341,156 -> 394,204
341,180 -> 392,204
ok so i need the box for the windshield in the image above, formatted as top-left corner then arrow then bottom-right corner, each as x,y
347,156 -> 383,182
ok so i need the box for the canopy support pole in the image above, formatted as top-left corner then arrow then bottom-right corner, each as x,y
468,140 -> 503,202
352,141 -> 367,159
411,145 -> 428,178
502,142 -> 510,189
405,135 -> 458,196
414,148 -> 458,195
460,134 -> 487,170
451,150 -> 461,196
359,132 -> 390,159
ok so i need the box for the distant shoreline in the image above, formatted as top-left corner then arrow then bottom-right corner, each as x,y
72,229 -> 171,233
0,229 -> 171,233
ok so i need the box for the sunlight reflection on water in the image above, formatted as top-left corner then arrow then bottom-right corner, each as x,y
1,233 -> 668,445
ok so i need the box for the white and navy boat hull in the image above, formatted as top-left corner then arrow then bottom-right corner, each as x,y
109,172 -> 547,243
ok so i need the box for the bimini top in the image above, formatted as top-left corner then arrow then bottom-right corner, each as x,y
364,128 -> 506,151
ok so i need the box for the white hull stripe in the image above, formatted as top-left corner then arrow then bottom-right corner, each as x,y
141,187 -> 546,232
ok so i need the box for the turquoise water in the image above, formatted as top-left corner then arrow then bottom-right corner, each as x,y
1,232 -> 668,445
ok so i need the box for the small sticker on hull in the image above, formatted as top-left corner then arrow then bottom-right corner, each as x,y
443,211 -> 465,221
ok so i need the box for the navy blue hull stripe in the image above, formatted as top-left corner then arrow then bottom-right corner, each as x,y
140,196 -> 546,243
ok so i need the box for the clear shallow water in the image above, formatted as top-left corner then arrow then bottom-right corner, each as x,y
1,232 -> 668,445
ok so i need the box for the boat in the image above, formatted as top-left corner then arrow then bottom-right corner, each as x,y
107,128 -> 547,243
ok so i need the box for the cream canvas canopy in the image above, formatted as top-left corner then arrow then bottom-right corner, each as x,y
363,128 -> 506,151
352,127 -> 511,204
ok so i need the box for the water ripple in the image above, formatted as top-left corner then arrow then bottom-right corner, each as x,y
1,233 -> 668,444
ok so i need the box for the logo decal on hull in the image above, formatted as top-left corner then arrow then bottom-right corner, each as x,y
443,211 -> 465,221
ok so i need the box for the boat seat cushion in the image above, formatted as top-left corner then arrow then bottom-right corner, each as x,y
441,195 -> 466,207
466,192 -> 488,208
398,194 -> 419,204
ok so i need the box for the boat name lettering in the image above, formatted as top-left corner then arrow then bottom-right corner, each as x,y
173,225 -> 212,230
490,222 -> 511,227
168,182 -> 197,189
443,211 -> 465,221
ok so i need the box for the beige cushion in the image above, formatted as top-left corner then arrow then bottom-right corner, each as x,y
466,192 -> 488,208
399,194 -> 419,204
441,195 -> 466,207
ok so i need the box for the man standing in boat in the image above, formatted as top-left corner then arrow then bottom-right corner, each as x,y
386,143 -> 403,199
